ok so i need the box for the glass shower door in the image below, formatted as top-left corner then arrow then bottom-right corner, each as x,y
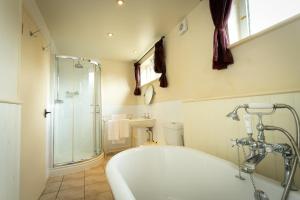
53,57 -> 101,166
73,61 -> 95,161
54,58 -> 74,164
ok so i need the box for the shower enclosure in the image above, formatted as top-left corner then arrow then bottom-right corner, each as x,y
52,55 -> 102,167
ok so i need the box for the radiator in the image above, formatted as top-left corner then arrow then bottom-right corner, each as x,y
102,119 -> 132,154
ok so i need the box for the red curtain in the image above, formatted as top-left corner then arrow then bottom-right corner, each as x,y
133,62 -> 141,96
154,38 -> 168,88
209,0 -> 234,70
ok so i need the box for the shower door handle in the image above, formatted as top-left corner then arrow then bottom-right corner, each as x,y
44,109 -> 51,118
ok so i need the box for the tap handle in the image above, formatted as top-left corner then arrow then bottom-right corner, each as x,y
243,114 -> 253,135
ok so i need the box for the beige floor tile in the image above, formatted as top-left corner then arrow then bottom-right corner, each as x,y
48,176 -> 63,183
90,164 -> 102,169
57,187 -> 84,200
39,192 -> 57,200
43,182 -> 61,194
98,160 -> 106,166
85,167 -> 105,176
64,172 -> 84,181
85,182 -> 111,196
85,191 -> 114,200
61,179 -> 84,191
104,155 -> 113,161
99,161 -> 108,169
90,164 -> 105,170
40,156 -> 116,200
85,174 -> 107,185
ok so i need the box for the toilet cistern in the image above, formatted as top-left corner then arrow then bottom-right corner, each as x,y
163,122 -> 184,146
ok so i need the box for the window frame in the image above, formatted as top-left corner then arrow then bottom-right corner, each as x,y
228,0 -> 300,47
140,54 -> 161,87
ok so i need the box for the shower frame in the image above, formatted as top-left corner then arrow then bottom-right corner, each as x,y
51,55 -> 103,168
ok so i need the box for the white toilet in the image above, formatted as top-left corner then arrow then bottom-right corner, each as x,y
163,122 -> 184,146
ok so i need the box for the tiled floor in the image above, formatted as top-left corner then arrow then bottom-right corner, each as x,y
40,156 -> 114,200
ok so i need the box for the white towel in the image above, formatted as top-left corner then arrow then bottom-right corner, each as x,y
107,120 -> 120,141
112,114 -> 127,120
119,119 -> 130,138
112,139 -> 126,145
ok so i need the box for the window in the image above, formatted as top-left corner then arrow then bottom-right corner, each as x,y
140,54 -> 161,86
228,0 -> 300,44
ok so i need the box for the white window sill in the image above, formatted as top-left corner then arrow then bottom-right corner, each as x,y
141,78 -> 160,88
229,13 -> 300,49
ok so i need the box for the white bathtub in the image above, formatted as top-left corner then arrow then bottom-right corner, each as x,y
106,146 -> 300,200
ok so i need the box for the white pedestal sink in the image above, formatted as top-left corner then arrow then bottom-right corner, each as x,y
129,118 -> 156,146
129,118 -> 156,128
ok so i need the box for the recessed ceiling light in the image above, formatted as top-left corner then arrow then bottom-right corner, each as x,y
117,0 -> 125,6
107,33 -> 114,37
133,50 -> 137,54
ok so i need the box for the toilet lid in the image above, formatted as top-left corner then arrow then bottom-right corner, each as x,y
164,122 -> 183,129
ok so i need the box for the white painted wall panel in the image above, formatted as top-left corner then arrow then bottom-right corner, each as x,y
0,103 -> 21,200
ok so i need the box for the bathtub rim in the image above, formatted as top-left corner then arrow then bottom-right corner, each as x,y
106,146 -> 300,199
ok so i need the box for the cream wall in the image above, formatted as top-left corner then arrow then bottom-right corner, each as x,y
101,59 -> 137,116
0,0 -> 21,102
19,9 -> 50,200
134,0 -> 300,187
138,1 -> 300,104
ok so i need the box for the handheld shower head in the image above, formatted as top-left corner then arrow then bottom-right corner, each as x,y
226,105 -> 249,121
226,110 -> 240,121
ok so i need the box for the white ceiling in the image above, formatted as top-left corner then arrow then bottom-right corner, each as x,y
36,0 -> 200,61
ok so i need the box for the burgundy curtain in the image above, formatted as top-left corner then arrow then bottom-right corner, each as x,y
209,0 -> 234,70
133,62 -> 141,96
154,38 -> 168,88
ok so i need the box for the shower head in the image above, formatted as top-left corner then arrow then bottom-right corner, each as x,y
75,61 -> 84,69
226,110 -> 240,121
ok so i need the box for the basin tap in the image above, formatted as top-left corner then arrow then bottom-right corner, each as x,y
143,113 -> 151,119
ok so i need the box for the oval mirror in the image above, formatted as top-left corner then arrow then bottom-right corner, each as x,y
144,85 -> 155,105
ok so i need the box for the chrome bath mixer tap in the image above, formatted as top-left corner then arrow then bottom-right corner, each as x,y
228,103 -> 300,200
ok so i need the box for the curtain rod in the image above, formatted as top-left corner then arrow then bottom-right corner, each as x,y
136,36 -> 165,64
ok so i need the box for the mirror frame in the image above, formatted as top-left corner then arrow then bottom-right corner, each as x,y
144,84 -> 155,105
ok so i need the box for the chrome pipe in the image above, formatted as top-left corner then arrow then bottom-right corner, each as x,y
264,126 -> 300,163
264,125 -> 300,200
275,104 -> 300,148
274,104 -> 300,200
